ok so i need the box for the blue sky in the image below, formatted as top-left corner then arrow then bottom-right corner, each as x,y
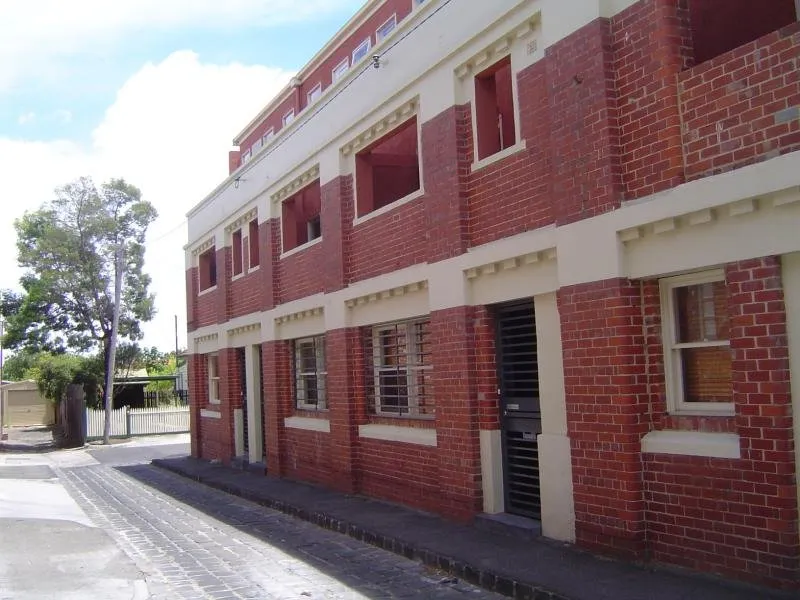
0,0 -> 363,352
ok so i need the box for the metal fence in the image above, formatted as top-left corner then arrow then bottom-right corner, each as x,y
86,405 -> 190,440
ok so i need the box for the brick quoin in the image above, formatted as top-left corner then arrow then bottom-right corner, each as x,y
259,219 -> 279,311
319,177 -> 351,293
558,278 -> 649,557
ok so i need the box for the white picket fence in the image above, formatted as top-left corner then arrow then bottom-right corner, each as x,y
86,406 -> 190,440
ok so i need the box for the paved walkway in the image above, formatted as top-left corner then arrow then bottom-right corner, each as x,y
155,457 -> 794,600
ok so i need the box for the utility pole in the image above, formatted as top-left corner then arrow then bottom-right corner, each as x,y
103,245 -> 124,444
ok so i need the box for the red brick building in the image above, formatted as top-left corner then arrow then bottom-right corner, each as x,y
185,0 -> 800,590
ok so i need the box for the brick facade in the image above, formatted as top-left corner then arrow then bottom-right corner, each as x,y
186,0 -> 800,590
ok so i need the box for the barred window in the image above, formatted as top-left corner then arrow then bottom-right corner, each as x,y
364,319 -> 432,417
294,336 -> 327,410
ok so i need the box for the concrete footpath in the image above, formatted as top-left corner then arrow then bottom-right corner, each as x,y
154,457 -> 793,600
0,448 -> 149,600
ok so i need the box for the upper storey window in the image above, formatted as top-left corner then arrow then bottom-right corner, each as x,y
376,14 -> 397,42
307,83 -> 322,104
474,56 -> 516,160
262,128 -> 275,145
282,179 -> 322,253
232,229 -> 244,277
355,116 -> 420,217
332,58 -> 349,82
198,247 -> 217,292
352,38 -> 371,64
283,109 -> 295,127
248,219 -> 260,268
687,0 -> 797,65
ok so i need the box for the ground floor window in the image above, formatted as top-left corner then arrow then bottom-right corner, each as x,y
659,270 -> 732,414
293,336 -> 327,410
364,318 -> 432,417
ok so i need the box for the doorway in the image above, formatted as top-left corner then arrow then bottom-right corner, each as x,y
494,300 -> 542,519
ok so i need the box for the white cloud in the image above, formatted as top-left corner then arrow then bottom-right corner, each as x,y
0,0 -> 359,90
17,111 -> 36,125
0,50 -> 294,351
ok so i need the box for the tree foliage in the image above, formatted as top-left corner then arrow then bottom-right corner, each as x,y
12,178 -> 158,358
13,352 -> 103,408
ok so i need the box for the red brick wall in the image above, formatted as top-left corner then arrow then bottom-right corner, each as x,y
558,279 -> 649,557
431,307 -> 483,519
319,177 -> 351,293
358,438 -> 441,512
284,429 -> 332,486
473,306 -> 500,431
186,267 -> 198,332
263,340 -> 293,475
612,0 -> 691,201
641,257 -> 799,589
679,21 -> 800,181
327,328 -> 362,493
348,196 -> 427,282
276,240 -> 326,303
421,106 -> 469,261
188,354 -> 204,457
195,289 -> 217,329
229,270 -> 262,319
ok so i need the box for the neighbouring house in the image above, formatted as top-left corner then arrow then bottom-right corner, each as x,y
185,0 -> 800,590
0,380 -> 55,427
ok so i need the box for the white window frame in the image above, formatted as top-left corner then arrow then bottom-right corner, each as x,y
251,137 -> 263,155
352,38 -> 372,64
294,336 -> 327,410
371,319 -> 430,417
241,148 -> 252,164
659,269 -> 734,416
376,14 -> 397,43
262,128 -> 275,145
332,57 -> 349,82
306,83 -> 322,105
208,354 -> 220,404
282,109 -> 295,127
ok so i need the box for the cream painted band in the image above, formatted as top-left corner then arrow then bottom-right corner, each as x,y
284,416 -> 331,433
640,430 -> 742,459
188,152 -> 800,354
200,409 -> 221,419
358,423 -> 437,446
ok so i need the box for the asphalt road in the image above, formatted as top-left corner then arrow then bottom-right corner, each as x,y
39,440 -> 504,600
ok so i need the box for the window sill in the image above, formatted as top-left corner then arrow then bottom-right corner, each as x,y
209,398 -> 221,405
358,423 -> 437,447
353,188 -> 425,227
471,140 -> 527,174
641,430 -> 740,459
200,409 -> 221,419
248,265 -> 260,274
281,236 -> 322,259
284,415 -> 331,433
296,404 -> 328,413
198,285 -> 217,297
231,271 -> 245,282
670,404 -> 735,418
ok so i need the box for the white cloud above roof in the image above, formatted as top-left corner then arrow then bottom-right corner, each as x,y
0,50 -> 294,351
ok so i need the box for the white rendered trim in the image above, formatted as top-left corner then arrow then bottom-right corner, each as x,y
284,416 -> 331,433
641,430 -> 741,459
358,423 -> 436,446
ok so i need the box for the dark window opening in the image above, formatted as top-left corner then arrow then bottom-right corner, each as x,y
232,229 -> 243,276
249,219 -> 260,268
282,179 -> 322,252
475,56 -> 516,160
198,247 -> 217,291
356,117 -> 420,217
687,0 -> 797,65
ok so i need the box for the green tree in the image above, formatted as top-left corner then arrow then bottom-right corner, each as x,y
13,177 -> 158,414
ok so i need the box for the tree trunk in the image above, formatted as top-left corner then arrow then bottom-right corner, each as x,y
103,247 -> 124,444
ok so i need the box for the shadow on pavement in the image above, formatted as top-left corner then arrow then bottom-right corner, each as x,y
116,462 -> 488,600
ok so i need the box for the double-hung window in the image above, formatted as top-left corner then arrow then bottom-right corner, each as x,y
208,354 -> 220,404
294,336 -> 327,410
332,58 -> 349,82
660,270 -> 733,415
365,319 -> 431,416
352,38 -> 371,64
376,14 -> 397,43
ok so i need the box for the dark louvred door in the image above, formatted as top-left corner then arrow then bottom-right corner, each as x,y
495,301 -> 542,519
238,347 -> 249,457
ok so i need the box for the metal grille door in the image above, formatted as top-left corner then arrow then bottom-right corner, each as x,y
495,301 -> 542,519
